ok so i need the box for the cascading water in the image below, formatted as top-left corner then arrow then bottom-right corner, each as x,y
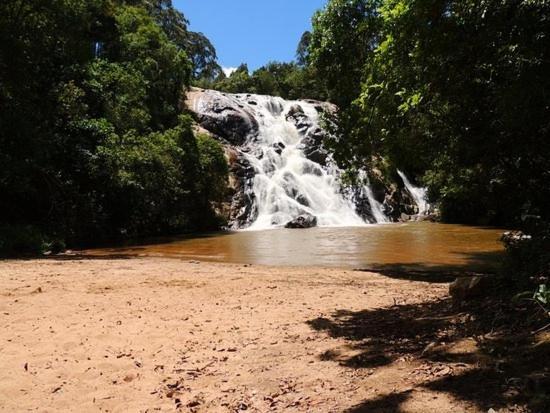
188,88 -> 394,228
397,170 -> 430,215
356,170 -> 389,224
232,94 -> 371,229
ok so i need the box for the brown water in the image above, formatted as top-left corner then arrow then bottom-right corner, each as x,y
85,222 -> 505,271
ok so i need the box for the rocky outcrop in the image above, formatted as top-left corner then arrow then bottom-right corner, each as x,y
285,104 -> 330,166
285,214 -> 318,229
186,88 -> 259,146
383,184 -> 418,221
228,155 -> 257,228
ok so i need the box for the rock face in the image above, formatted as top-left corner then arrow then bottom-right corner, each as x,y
227,153 -> 257,228
285,103 -> 333,166
186,88 -> 259,146
285,214 -> 318,229
383,185 -> 418,221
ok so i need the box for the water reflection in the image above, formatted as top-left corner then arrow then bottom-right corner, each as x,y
84,222 -> 505,271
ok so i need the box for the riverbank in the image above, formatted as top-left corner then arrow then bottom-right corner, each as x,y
0,258 -> 546,412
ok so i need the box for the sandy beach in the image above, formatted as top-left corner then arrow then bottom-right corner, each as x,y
0,257 -> 540,412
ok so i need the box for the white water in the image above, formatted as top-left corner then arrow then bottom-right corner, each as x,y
397,170 -> 430,215
233,95 -> 371,230
357,170 -> 389,223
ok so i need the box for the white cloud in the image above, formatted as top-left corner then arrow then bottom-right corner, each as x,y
222,67 -> 237,77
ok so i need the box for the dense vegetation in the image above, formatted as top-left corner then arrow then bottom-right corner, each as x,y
309,0 -> 550,228
0,0 -> 228,254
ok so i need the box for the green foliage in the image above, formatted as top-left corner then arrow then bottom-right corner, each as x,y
92,116 -> 196,236
296,31 -> 311,67
503,225 -> 550,318
0,0 -> 228,253
309,0 -> 550,226
534,284 -> 549,309
84,60 -> 150,132
144,0 -> 222,81
195,133 -> 229,204
204,61 -> 326,101
309,0 -> 381,107
0,225 -> 48,256
502,220 -> 550,317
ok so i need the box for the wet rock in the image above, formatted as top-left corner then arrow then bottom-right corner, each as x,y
272,142 -> 286,155
352,179 -> 390,224
228,188 -> 257,229
285,214 -> 318,229
383,186 -> 417,221
415,213 -> 439,222
355,198 -> 376,224
286,104 -> 304,119
302,99 -> 338,116
303,147 -> 328,165
287,109 -> 330,166
186,88 -> 259,145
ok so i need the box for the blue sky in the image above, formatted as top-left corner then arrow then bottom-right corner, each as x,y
173,0 -> 327,74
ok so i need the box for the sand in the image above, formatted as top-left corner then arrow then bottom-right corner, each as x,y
0,257 -> 522,412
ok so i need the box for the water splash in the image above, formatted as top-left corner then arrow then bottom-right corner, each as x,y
397,170 -> 430,215
232,94 -> 367,230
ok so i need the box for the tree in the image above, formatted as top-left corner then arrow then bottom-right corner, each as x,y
0,0 -> 228,253
296,31 -> 311,67
309,0 -> 381,107
311,0 -> 550,226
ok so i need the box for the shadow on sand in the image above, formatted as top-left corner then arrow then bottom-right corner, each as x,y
307,260 -> 549,412
355,250 -> 504,283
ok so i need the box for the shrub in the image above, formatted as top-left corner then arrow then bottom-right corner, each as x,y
0,225 -> 47,256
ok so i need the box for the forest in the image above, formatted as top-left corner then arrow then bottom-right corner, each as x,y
0,0 -> 229,253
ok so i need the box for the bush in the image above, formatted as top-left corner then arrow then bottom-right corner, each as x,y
502,222 -> 550,317
196,133 -> 229,203
0,225 -> 47,256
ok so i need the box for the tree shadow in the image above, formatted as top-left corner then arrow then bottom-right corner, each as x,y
307,293 -> 549,412
45,253 -> 135,261
2,230 -> 236,261
308,299 -> 458,369
355,250 -> 504,283
345,390 -> 413,413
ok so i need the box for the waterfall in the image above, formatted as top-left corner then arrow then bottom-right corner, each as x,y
397,170 -> 430,215
233,94 -> 368,230
357,170 -> 389,224
188,89 -> 395,228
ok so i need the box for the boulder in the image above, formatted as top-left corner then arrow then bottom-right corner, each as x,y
186,88 -> 259,146
285,214 -> 318,229
285,104 -> 305,119
449,276 -> 494,301
301,99 -> 338,116
287,108 -> 330,166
